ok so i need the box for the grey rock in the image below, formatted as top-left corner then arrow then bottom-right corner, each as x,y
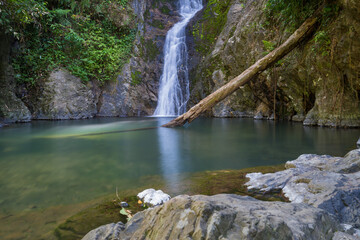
82,222 -> 125,240
0,31 -> 31,123
32,69 -> 97,120
246,149 -> 360,226
333,232 -> 359,240
83,194 -> 339,240
254,112 -> 264,120
339,224 -> 360,239
292,114 -> 305,122
120,202 -> 129,208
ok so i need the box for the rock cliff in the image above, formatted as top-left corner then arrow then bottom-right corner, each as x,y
97,0 -> 179,117
187,0 -> 360,127
0,30 -> 31,124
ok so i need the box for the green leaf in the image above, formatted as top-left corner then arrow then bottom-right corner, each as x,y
119,208 -> 128,216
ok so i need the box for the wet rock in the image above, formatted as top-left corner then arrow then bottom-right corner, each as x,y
83,194 -> 340,240
292,114 -> 305,122
120,202 -> 129,208
32,69 -> 97,120
246,149 -> 360,226
82,222 -> 125,240
137,189 -> 170,207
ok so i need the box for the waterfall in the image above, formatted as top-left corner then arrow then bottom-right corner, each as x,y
153,0 -> 203,117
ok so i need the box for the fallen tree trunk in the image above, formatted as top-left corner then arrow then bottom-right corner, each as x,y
163,13 -> 320,127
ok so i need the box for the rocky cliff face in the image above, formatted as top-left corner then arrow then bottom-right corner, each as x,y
96,0 -> 179,117
0,0 -> 179,122
0,31 -> 31,124
187,0 -> 360,127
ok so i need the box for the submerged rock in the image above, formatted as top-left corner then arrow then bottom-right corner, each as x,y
246,149 -> 360,227
137,189 -> 170,207
82,194 -> 340,240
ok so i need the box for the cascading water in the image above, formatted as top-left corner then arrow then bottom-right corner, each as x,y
153,0 -> 203,117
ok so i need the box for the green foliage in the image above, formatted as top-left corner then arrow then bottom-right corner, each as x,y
0,0 -> 48,38
159,5 -> 170,15
264,0 -> 340,59
262,40 -> 276,54
265,0 -> 340,31
264,0 -> 322,31
192,0 -> 232,54
312,30 -> 331,56
131,70 -> 141,85
5,0 -> 135,85
144,39 -> 159,61
149,19 -> 164,29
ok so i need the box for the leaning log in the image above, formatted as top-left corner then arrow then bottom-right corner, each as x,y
163,13 -> 320,127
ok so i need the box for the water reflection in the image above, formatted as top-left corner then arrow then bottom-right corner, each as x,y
157,123 -> 182,192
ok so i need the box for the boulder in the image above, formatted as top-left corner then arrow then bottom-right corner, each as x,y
32,69 -> 97,120
82,194 -> 340,240
82,222 -> 125,240
246,149 -> 360,227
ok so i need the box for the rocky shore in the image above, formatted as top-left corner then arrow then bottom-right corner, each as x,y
81,149 -> 360,240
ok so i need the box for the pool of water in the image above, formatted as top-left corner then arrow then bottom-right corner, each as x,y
0,117 -> 359,216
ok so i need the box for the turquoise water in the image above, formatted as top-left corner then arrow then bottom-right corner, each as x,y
0,118 -> 359,214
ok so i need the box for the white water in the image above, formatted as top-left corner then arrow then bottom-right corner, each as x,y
153,0 -> 203,117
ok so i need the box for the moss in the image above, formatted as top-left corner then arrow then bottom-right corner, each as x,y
184,164 -> 287,202
144,39 -> 160,61
295,178 -> 311,184
131,70 -> 142,85
54,192 -> 149,240
149,19 -> 165,29
159,5 -> 170,15
191,0 -> 232,55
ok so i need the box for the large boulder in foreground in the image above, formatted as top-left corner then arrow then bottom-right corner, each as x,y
82,194 -> 339,240
32,69 -> 97,120
246,149 -> 360,227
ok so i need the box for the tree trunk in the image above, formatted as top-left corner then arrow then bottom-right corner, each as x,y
163,13 -> 320,128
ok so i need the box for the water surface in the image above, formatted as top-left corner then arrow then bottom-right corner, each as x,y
0,117 -> 359,215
